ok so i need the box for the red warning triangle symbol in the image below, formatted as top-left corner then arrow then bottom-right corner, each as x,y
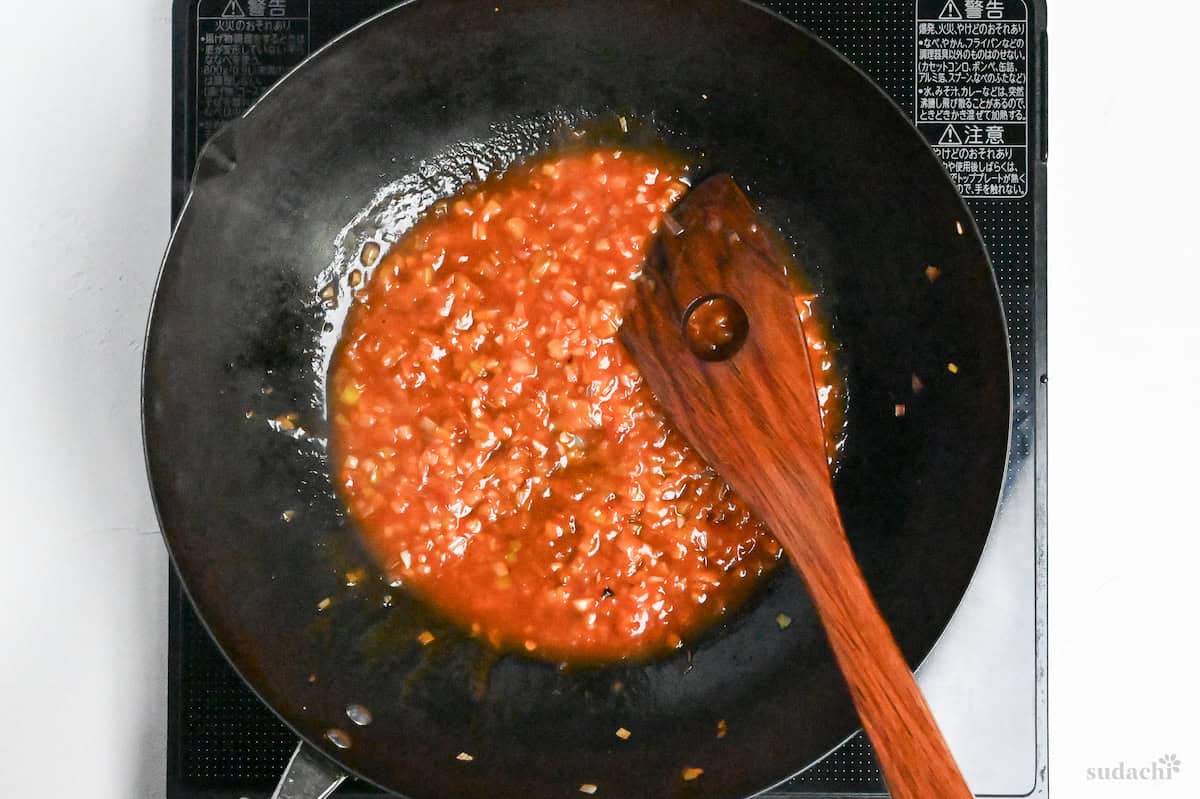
939,0 -> 964,19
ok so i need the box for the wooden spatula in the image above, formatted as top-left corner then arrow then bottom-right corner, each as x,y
620,175 -> 973,799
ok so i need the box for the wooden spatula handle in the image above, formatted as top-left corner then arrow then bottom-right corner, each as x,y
763,488 -> 973,799
618,175 -> 973,799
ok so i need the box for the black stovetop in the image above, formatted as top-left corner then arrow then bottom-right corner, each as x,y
167,2 -> 1046,797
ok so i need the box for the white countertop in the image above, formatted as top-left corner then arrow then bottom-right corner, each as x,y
0,1 -> 171,795
1,1 -> 1198,797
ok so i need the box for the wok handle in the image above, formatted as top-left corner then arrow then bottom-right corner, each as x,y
272,742 -> 347,799
775,507 -> 975,799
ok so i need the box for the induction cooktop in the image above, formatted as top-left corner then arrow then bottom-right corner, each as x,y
166,2 -> 1048,796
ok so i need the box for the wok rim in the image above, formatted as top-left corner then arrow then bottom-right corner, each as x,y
140,0 -> 1016,795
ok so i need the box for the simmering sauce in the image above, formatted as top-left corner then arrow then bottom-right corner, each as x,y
330,148 -> 842,662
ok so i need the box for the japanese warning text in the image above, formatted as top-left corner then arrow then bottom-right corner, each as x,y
915,0 -> 1029,199
195,0 -> 311,154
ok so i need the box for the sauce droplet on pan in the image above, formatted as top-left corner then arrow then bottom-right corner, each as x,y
346,704 -> 373,726
324,728 -> 352,749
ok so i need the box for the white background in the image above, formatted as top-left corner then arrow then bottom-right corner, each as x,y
1,0 -> 1197,797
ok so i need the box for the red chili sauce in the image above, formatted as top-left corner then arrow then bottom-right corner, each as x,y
330,148 -> 843,662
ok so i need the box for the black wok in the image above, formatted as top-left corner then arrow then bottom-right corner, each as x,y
143,1 -> 1011,797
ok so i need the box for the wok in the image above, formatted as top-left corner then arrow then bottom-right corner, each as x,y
143,0 -> 1011,796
